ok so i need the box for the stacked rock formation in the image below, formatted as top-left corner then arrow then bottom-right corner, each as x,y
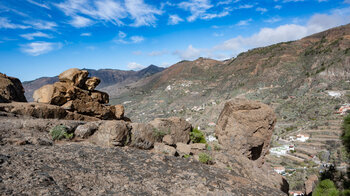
33,68 -> 124,120
0,73 -> 27,103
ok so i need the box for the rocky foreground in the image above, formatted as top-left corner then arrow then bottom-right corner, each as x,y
0,69 -> 288,195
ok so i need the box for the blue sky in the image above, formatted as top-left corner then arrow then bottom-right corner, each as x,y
0,0 -> 350,81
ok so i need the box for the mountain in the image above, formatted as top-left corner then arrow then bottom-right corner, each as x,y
22,65 -> 165,101
108,24 -> 350,190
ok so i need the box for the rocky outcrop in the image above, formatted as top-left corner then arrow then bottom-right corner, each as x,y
89,121 -> 131,147
33,68 -> 124,120
0,73 -> 27,103
304,174 -> 318,196
149,117 -> 192,145
215,99 -> 276,166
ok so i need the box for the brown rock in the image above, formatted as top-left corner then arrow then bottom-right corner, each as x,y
153,142 -> 176,156
58,68 -> 88,88
162,135 -> 174,145
89,121 -> 131,147
61,100 -> 73,111
84,77 -> 100,91
0,73 -> 27,103
304,174 -> 318,196
215,99 -> 276,166
111,104 -> 124,119
190,143 -> 206,150
75,122 -> 101,139
130,123 -> 160,149
90,91 -> 109,104
149,117 -> 191,144
176,142 -> 191,156
71,100 -> 114,120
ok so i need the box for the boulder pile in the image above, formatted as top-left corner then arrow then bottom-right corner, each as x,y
0,73 -> 27,103
33,68 -> 124,120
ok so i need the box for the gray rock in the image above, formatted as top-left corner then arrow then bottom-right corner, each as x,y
75,122 -> 101,139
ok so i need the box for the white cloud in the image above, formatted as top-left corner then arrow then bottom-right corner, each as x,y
0,18 -> 30,29
24,20 -> 57,30
237,4 -> 253,9
345,0 -> 350,4
127,62 -> 145,70
20,32 -> 52,40
125,0 -> 163,27
70,15 -> 93,28
27,0 -> 50,9
130,35 -> 144,43
178,0 -> 213,22
118,31 -> 127,38
81,32 -> 92,36
132,50 -> 142,55
168,14 -> 184,25
173,45 -> 201,60
21,42 -> 62,56
148,50 -> 168,56
202,10 -> 229,20
274,5 -> 282,9
213,32 -> 224,37
264,17 -> 281,23
256,7 -> 268,14
236,18 -> 252,26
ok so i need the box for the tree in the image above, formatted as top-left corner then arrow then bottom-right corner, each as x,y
313,179 -> 339,196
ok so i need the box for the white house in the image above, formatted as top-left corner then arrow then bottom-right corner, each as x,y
273,166 -> 285,174
296,133 -> 310,142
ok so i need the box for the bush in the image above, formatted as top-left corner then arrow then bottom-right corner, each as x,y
313,179 -> 339,196
153,129 -> 167,141
50,125 -> 73,141
190,128 -> 206,143
199,153 -> 212,164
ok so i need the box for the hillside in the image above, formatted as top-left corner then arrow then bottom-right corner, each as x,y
109,23 -> 350,190
23,65 -> 165,101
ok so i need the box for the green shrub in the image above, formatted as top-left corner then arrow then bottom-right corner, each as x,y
190,128 -> 206,143
313,179 -> 339,196
50,125 -> 73,141
184,154 -> 191,158
153,129 -> 167,141
199,153 -> 212,164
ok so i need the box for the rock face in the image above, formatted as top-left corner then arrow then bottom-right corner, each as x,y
89,121 -> 131,147
149,117 -> 192,145
0,73 -> 27,103
33,68 -> 124,120
215,99 -> 276,166
304,174 -> 318,196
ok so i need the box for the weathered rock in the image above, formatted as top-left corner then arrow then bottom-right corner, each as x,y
61,100 -> 73,111
190,143 -> 206,150
176,142 -> 191,156
162,135 -> 174,145
84,77 -> 100,91
90,90 -> 109,104
111,104 -> 124,119
0,73 -> 27,103
58,68 -> 88,88
153,142 -> 177,156
215,99 -> 276,166
75,122 -> 101,139
130,123 -> 160,149
0,102 -> 99,121
89,121 -> 131,147
149,117 -> 191,144
304,174 -> 318,196
71,100 -> 114,120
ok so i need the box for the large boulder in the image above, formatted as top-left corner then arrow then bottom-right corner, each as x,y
58,68 -> 88,88
89,121 -> 131,147
71,100 -> 114,120
84,77 -> 100,91
215,99 -> 276,166
129,123 -> 161,149
0,73 -> 27,103
149,117 -> 191,145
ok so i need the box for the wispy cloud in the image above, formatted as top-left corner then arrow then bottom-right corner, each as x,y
24,20 -> 57,30
0,17 -> 30,29
20,32 -> 52,40
178,0 -> 213,22
148,50 -> 168,56
81,32 -> 92,36
125,0 -> 163,27
237,4 -> 254,9
70,15 -> 93,28
127,62 -> 145,70
168,14 -> 183,25
274,5 -> 282,9
21,42 -> 62,56
27,0 -> 50,9
264,17 -> 282,23
115,31 -> 144,44
256,7 -> 268,14
236,18 -> 252,26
